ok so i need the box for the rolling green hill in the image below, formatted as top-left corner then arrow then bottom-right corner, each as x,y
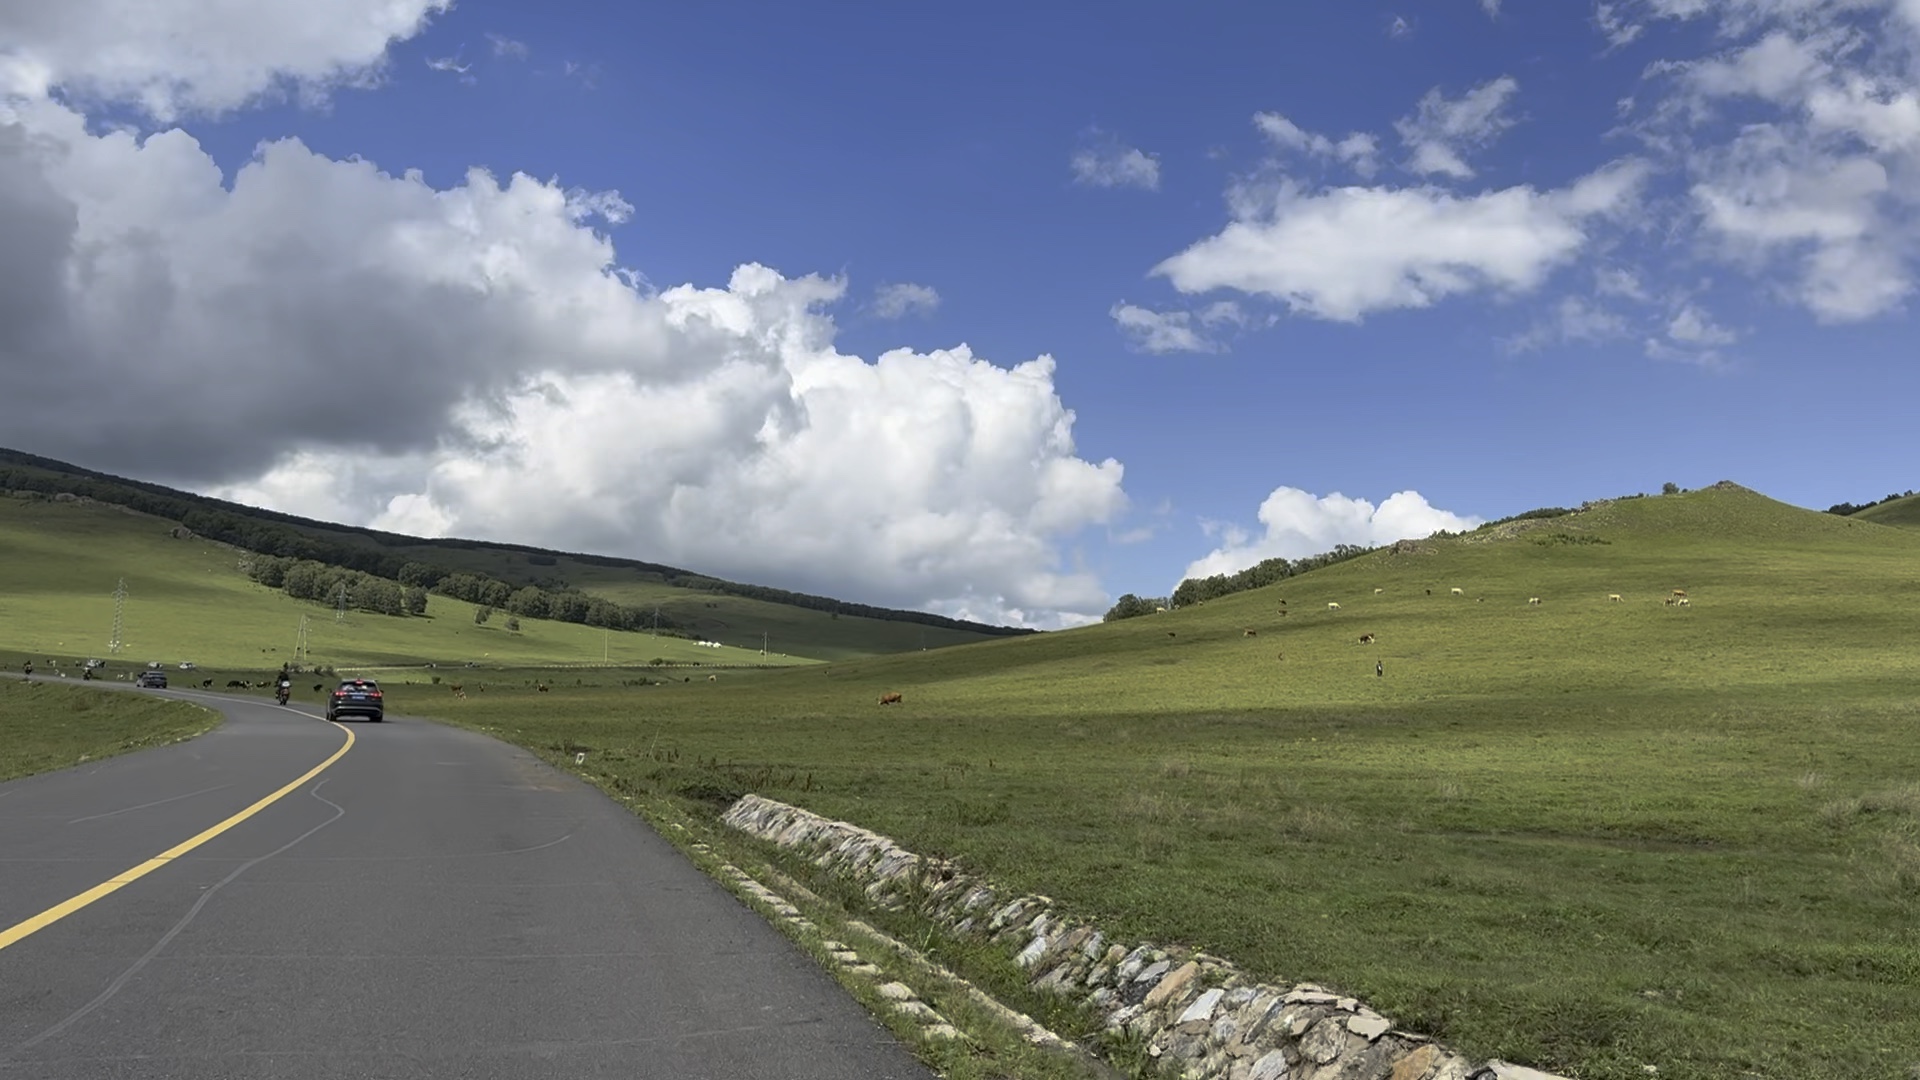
7,470 -> 1919,1078
0,447 -> 1025,659
421,482 -> 1920,1080
0,494 -> 808,672
1853,491 -> 1920,529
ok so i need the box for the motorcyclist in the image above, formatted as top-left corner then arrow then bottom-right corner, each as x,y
275,671 -> 292,705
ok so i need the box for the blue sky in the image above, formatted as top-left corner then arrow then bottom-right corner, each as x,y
3,0 -> 1917,626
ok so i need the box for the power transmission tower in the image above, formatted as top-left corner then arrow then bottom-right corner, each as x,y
293,614 -> 310,667
335,582 -> 349,624
761,631 -> 768,657
108,578 -> 128,654
652,605 -> 659,636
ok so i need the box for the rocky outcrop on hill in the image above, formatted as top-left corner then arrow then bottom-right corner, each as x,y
722,794 -> 1570,1080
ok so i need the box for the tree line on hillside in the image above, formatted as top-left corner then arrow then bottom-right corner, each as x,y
1826,490 -> 1916,516
0,449 -> 1030,637
243,556 -> 690,634
244,558 -> 431,617
1104,543 -> 1375,622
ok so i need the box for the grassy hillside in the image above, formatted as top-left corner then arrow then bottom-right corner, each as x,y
0,447 -> 1024,659
0,680 -> 218,782
1853,491 -> 1920,529
0,495 -> 806,672
421,484 -> 1920,1080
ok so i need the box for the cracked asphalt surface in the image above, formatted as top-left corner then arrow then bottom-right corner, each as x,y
0,685 -> 935,1079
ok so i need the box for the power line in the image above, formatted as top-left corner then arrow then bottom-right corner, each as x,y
108,578 -> 127,654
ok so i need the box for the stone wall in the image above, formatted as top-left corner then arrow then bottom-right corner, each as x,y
721,794 -> 1570,1080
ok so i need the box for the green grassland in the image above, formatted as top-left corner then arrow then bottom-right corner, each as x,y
6,483 -> 1919,1078
1855,492 -> 1920,529
419,486 -> 1920,1080
0,680 -> 218,782
0,496 -> 808,673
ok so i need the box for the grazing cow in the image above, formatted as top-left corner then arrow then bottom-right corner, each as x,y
1358,633 -> 1375,645
1664,597 -> 1676,606
537,682 -> 550,692
1167,631 -> 1177,638
708,674 -> 718,682
201,679 -> 213,688
1677,597 -> 1691,607
225,679 -> 245,688
450,683 -> 465,696
1426,588 -> 1432,595
1528,597 -> 1542,605
1278,599 -> 1287,606
1243,628 -> 1258,637
1450,587 -> 1464,596
879,692 -> 903,705
1374,588 -> 1384,595
1608,594 -> 1622,602
1672,589 -> 1688,597
1276,652 -> 1284,661
1327,602 -> 1341,610
312,683 -> 323,692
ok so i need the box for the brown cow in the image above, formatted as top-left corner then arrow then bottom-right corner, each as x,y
1358,633 -> 1376,645
879,692 -> 903,705
1672,589 -> 1688,597
1243,628 -> 1258,637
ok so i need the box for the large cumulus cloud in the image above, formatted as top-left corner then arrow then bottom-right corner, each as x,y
0,7 -> 1127,628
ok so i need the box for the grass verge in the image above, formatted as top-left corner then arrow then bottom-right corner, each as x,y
0,680 -> 218,782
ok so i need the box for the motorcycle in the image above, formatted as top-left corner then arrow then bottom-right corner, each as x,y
275,682 -> 291,706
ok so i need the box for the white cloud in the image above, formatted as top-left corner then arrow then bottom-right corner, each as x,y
0,0 -> 449,120
1109,300 -> 1249,353
1155,160 -> 1647,322
1596,4 -> 1645,48
0,65 -> 1128,629
1482,0 -> 1504,16
1666,302 -> 1738,345
1395,76 -> 1522,179
1503,295 -> 1632,351
1389,15 -> 1414,38
1180,488 -> 1482,585
1070,134 -> 1162,191
1622,0 -> 1920,321
1254,113 -> 1380,176
486,33 -> 529,60
871,282 -> 940,319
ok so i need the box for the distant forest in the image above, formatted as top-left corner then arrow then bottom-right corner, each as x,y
0,448 -> 1031,638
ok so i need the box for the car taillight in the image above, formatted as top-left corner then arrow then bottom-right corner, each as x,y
370,691 -> 383,699
332,690 -> 345,698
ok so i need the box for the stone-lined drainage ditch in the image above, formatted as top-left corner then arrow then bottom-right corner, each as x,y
721,793 -> 1574,1080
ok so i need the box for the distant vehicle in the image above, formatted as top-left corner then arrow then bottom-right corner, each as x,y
178,661 -> 196,670
326,678 -> 384,723
135,671 -> 168,689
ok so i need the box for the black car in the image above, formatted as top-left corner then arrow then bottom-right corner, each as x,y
135,671 -> 168,689
326,678 -> 385,722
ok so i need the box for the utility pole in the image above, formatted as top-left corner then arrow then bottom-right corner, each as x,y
761,631 -> 768,657
603,627 -> 609,663
108,578 -> 127,654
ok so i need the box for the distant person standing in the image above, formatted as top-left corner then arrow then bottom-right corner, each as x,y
22,660 -> 33,680
1376,659 -> 1383,678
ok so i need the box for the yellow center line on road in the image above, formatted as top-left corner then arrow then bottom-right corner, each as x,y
0,722 -> 356,953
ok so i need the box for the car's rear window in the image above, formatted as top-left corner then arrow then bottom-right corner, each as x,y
336,680 -> 379,691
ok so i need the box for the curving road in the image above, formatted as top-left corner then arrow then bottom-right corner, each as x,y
0,686 -> 934,1079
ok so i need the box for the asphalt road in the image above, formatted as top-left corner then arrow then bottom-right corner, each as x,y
0,684 -> 936,1079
